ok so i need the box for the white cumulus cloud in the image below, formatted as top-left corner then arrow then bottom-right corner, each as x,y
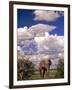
29,23 -> 56,36
33,10 -> 64,21
17,24 -> 56,42
17,46 -> 25,59
34,32 -> 64,59
17,26 -> 34,41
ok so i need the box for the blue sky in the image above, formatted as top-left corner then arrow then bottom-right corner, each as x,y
17,9 -> 64,55
17,9 -> 64,36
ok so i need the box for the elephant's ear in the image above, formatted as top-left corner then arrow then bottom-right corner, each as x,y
49,60 -> 52,66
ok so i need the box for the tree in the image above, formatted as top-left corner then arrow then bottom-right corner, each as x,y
55,59 -> 64,78
17,59 -> 35,80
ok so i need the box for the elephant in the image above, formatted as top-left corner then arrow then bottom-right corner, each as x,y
39,59 -> 52,78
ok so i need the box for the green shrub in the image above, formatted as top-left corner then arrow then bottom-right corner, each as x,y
55,59 -> 64,78
17,59 -> 35,80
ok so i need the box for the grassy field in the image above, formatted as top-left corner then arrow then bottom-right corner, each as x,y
30,69 -> 58,80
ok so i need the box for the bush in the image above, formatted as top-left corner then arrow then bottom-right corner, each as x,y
55,59 -> 64,78
17,59 -> 35,80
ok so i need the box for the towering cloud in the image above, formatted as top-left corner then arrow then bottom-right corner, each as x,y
34,33 -> 64,59
18,23 -> 56,41
29,24 -> 56,35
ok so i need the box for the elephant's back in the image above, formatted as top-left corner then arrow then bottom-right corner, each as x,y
39,59 -> 48,69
